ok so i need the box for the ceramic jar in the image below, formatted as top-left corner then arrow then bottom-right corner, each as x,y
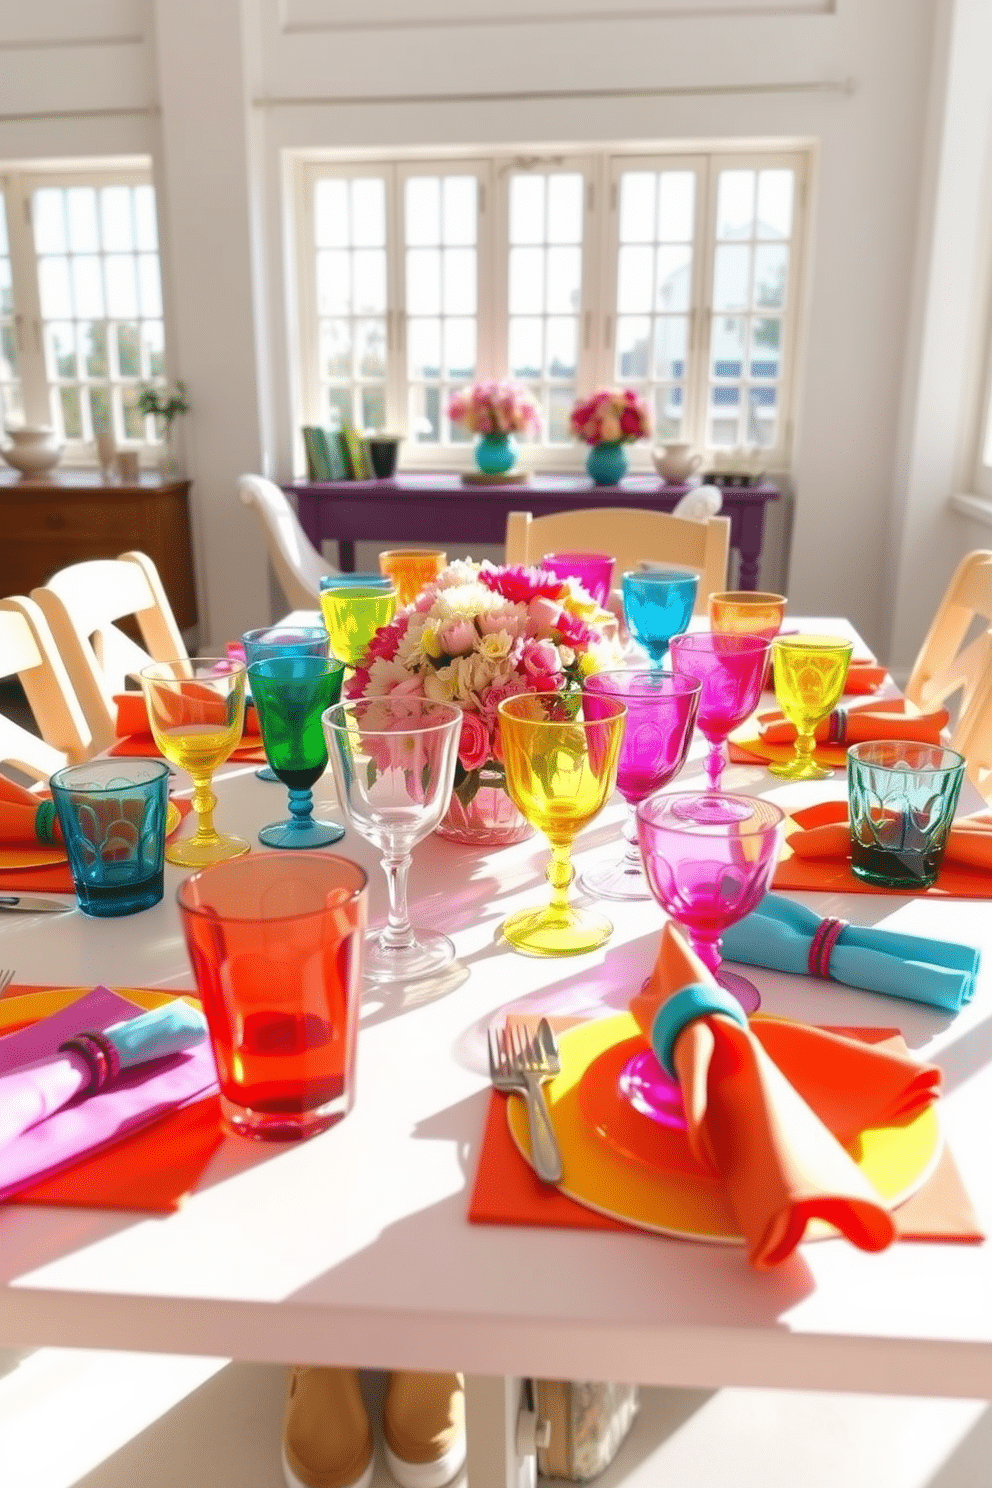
1,425 -> 64,477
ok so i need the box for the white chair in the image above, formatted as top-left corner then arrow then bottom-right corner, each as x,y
0,596 -> 93,781
30,551 -> 188,753
238,473 -> 338,609
671,484 -> 723,523
504,506 -> 731,616
905,549 -> 992,747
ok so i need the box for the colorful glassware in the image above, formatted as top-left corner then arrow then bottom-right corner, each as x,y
622,568 -> 698,665
318,572 -> 395,592
248,656 -> 346,848
580,669 -> 701,900
140,658 -> 250,868
378,549 -> 447,606
669,631 -> 771,806
708,590 -> 787,639
497,691 -> 626,956
242,625 -> 331,782
770,634 -> 854,780
636,790 -> 785,1013
319,583 -> 397,667
541,552 -> 615,607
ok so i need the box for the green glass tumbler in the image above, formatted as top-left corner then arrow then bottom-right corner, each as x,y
248,656 -> 346,848
848,741 -> 965,889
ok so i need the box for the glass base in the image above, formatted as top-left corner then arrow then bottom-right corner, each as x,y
767,755 -> 832,780
363,927 -> 455,983
255,765 -> 278,782
76,870 -> 164,917
502,902 -> 614,956
579,855 -> 652,901
258,817 -> 345,849
717,966 -> 762,1013
671,792 -> 754,824
618,1048 -> 686,1130
165,832 -> 251,868
220,1091 -> 350,1142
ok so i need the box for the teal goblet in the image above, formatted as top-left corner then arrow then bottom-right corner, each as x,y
242,624 -> 330,782
248,656 -> 346,848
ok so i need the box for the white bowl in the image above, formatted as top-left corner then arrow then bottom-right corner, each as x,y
1,424 -> 64,476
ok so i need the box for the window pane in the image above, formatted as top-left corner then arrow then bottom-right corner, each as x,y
47,322 -> 76,378
317,250 -> 350,315
0,195 -> 8,256
617,245 -> 653,313
509,317 -> 542,378
658,172 -> 694,242
750,317 -> 781,377
143,320 -> 165,377
716,170 -> 755,239
138,254 -> 163,318
442,248 -> 476,315
319,320 -> 351,378
406,248 -> 440,315
546,246 -> 581,314
656,245 -> 691,312
115,322 -> 141,378
101,186 -> 133,251
81,321 -> 108,378
510,176 -> 544,245
351,179 -> 386,247
361,385 -> 386,432
444,318 -> 476,379
408,318 -> 441,379
753,244 -> 788,308
352,248 -> 386,313
509,246 -> 544,314
134,185 -> 158,251
713,244 -> 750,312
121,386 -> 144,439
0,258 -> 11,315
546,317 -> 576,379
747,384 -> 777,446
654,386 -> 682,442
756,170 -> 793,239
104,254 -> 136,318
356,318 -> 386,377
60,385 -> 82,438
409,383 -> 440,442
654,317 -> 687,380
73,255 -> 105,317
315,180 -> 349,248
548,386 -> 573,444
619,173 -> 655,244
711,315 -> 744,377
325,386 -> 352,429
89,384 -> 112,434
0,323 -> 16,379
406,178 -> 440,246
443,177 -> 477,246
34,190 -> 66,254
66,188 -> 99,252
2,384 -> 23,423
547,174 -> 583,244
616,317 -> 649,379
39,257 -> 72,318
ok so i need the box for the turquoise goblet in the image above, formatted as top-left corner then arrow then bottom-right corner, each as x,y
248,656 -> 346,848
622,568 -> 699,665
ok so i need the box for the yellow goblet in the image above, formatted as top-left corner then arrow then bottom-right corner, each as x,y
140,658 -> 251,866
769,634 -> 854,780
319,584 -> 397,667
497,691 -> 626,956
378,549 -> 447,606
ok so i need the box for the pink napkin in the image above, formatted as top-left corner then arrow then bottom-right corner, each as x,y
0,986 -> 219,1202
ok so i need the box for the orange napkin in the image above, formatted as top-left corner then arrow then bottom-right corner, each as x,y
0,774 -> 61,848
629,924 -> 943,1268
0,799 -> 193,895
114,692 -> 260,740
844,659 -> 888,694
759,703 -> 949,747
110,693 -> 264,763
788,799 -> 992,872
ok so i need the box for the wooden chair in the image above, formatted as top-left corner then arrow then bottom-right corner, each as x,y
504,507 -> 731,615
904,550 -> 992,748
30,551 -> 188,752
238,473 -> 337,609
0,596 -> 93,782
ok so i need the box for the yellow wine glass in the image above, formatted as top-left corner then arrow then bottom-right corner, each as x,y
319,583 -> 397,667
769,634 -> 854,780
139,658 -> 251,866
497,691 -> 626,956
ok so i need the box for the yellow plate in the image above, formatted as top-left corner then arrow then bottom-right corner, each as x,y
506,1013 -> 942,1245
0,801 -> 182,872
0,984 -> 202,1032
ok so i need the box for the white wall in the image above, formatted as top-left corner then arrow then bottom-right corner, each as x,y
1,0 -> 988,663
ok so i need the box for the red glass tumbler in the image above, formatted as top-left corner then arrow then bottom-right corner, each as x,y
178,851 -> 368,1141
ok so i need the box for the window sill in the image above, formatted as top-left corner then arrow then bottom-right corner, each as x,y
949,492 -> 992,527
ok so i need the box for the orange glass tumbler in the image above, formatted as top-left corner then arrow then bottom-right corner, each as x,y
378,548 -> 447,606
709,590 -> 787,688
178,851 -> 368,1141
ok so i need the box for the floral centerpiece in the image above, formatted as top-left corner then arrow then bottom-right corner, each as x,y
448,380 -> 541,478
346,559 -> 623,845
570,387 -> 652,486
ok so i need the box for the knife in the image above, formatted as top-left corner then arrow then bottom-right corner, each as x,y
0,894 -> 77,914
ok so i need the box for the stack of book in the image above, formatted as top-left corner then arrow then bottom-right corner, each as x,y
302,425 -> 374,482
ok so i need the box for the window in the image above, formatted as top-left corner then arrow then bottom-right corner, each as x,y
0,165 -> 172,461
296,146 -> 810,472
0,191 -> 23,426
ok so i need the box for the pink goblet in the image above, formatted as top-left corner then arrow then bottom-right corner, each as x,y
580,669 -> 701,900
541,551 -> 615,607
636,790 -> 784,1013
669,631 -> 770,811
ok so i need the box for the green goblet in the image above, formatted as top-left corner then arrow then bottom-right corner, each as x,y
248,656 -> 346,848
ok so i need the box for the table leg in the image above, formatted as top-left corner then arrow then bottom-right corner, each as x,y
465,1375 -> 536,1488
339,540 -> 356,572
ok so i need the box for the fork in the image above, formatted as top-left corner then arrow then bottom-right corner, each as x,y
0,968 -> 15,996
488,1022 -> 563,1183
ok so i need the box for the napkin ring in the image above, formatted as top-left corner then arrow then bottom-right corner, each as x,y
651,983 -> 749,1079
808,917 -> 849,979
826,707 -> 848,745
59,1030 -> 121,1094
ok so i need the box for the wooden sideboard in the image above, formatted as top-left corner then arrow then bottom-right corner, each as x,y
0,470 -> 198,630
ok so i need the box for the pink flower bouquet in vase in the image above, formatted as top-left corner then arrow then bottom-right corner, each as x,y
448,380 -> 541,479
345,559 -> 623,846
570,387 -> 652,486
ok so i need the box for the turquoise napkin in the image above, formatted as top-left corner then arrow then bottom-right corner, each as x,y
721,893 -> 979,1013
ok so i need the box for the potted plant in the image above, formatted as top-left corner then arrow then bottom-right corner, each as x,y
136,380 -> 190,476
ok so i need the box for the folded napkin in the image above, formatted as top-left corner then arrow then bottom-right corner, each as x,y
114,691 -> 260,740
0,773 -> 61,849
844,659 -> 888,694
0,986 -> 218,1202
789,799 -> 992,873
720,892 -> 979,1013
629,923 -> 942,1267
759,703 -> 949,747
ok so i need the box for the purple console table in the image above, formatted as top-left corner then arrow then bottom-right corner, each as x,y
288,473 -> 780,590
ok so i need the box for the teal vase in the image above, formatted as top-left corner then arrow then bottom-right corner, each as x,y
475,432 -> 517,476
586,441 -> 628,486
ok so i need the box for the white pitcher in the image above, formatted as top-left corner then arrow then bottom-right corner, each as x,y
652,441 -> 702,483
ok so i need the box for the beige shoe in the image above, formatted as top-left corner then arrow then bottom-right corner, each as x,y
282,1366 -> 375,1488
383,1371 -> 466,1488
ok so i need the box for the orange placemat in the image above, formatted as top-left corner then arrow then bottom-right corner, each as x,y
772,802 -> 992,899
0,799 -> 193,896
469,1022 -> 982,1245
729,731 -> 849,771
0,984 -> 223,1213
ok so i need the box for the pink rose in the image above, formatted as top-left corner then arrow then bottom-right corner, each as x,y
522,638 -> 563,682
458,709 -> 491,771
528,595 -> 565,636
480,677 -> 528,721
439,617 -> 476,655
620,406 -> 641,436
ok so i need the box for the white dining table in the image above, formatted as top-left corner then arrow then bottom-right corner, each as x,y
1,618 -> 991,1488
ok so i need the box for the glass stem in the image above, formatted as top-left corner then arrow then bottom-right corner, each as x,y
287,786 -> 314,828
379,851 -> 415,950
689,930 -> 722,979
191,774 -> 219,842
705,739 -> 726,792
621,806 -> 643,872
794,730 -> 817,767
546,843 -> 574,919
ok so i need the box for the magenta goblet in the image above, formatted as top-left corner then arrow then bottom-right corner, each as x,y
541,551 -> 615,607
669,631 -> 770,812
580,669 -> 701,900
635,790 -> 784,1013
